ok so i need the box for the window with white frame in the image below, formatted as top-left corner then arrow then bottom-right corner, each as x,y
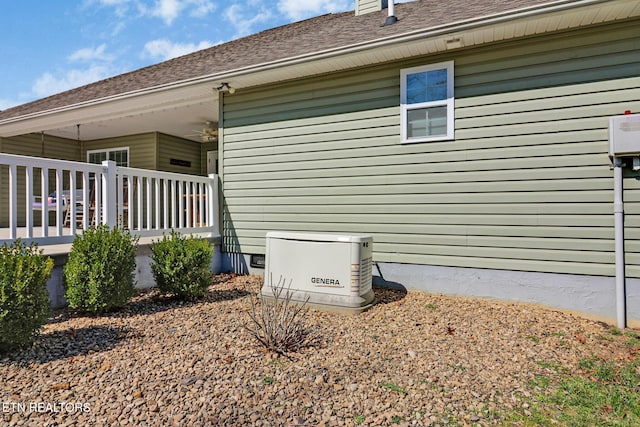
400,61 -> 454,143
87,147 -> 129,167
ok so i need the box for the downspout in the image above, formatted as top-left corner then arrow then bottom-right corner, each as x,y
613,157 -> 626,328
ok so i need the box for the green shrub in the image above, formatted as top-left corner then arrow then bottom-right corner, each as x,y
0,240 -> 53,353
64,225 -> 138,313
151,230 -> 213,300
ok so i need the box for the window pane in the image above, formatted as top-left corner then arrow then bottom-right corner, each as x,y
89,149 -> 128,166
406,69 -> 447,104
88,152 -> 107,164
109,150 -> 128,167
407,106 -> 448,139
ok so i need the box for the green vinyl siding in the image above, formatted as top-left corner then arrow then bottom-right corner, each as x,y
1,133 -> 80,160
157,133 -> 203,175
83,133 -> 156,170
220,20 -> 639,277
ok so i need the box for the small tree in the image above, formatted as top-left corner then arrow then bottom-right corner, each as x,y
64,224 -> 138,313
0,240 -> 53,353
151,230 -> 214,300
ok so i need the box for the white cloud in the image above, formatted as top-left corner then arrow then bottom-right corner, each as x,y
277,0 -> 351,21
92,0 -> 136,18
98,0 -> 131,5
189,0 -> 215,18
143,39 -> 213,60
152,0 -> 183,25
150,0 -> 215,25
90,0 -> 214,25
68,44 -> 114,62
224,3 -> 275,38
31,66 -> 113,98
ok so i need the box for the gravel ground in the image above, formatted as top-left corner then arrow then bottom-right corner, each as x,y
1,274 -> 637,426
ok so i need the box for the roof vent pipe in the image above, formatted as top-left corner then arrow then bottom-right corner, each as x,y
384,1 -> 397,25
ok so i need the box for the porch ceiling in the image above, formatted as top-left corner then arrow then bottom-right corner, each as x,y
0,0 -> 637,144
38,82 -> 220,143
44,96 -> 218,143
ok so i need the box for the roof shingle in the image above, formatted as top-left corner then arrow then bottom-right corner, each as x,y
0,0 -> 551,120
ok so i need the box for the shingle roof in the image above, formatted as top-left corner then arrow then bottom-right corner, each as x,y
0,0 -> 552,120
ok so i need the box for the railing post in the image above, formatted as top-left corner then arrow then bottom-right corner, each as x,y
56,169 -> 63,236
41,168 -> 49,237
146,177 -> 152,230
154,178 -> 160,230
82,172 -> 90,230
25,166 -> 33,238
178,180 -> 184,229
170,179 -> 176,229
102,160 -> 117,228
185,181 -> 191,228
137,176 -> 143,231
69,170 -> 77,235
9,164 -> 17,239
116,174 -> 124,228
162,179 -> 168,229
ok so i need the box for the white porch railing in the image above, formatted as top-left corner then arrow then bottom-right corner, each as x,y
0,153 -> 219,247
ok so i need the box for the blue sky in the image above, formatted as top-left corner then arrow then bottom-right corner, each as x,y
0,0 -> 358,111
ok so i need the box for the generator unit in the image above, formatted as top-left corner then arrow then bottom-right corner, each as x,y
262,231 -> 375,313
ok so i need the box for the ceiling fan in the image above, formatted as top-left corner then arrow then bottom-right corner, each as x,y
186,121 -> 218,142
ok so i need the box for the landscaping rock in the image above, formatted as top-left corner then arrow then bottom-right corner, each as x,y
0,274 -> 636,426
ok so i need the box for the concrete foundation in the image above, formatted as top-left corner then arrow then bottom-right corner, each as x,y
222,252 -> 640,328
221,252 -> 262,276
47,254 -> 69,309
371,262 -> 640,328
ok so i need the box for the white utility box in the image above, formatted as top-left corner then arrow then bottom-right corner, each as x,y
262,231 -> 375,313
609,113 -> 640,157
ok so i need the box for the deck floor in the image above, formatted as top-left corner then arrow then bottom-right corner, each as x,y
0,226 -> 75,254
0,227 -> 158,255
1,226 -> 215,255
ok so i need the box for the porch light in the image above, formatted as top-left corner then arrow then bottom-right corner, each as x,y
216,82 -> 235,94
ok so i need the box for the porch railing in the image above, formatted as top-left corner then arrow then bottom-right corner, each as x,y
0,153 -> 219,247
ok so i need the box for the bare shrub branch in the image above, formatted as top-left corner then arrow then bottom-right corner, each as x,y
245,276 -> 320,358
